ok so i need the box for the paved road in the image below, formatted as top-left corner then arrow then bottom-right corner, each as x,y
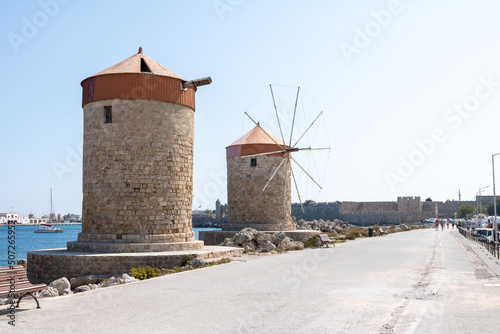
2,228 -> 500,333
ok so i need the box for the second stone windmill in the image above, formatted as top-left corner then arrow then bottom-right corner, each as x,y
224,85 -> 330,232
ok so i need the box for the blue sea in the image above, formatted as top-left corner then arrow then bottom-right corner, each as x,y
0,225 -> 221,266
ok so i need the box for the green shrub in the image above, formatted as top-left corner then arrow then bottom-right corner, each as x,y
303,234 -> 320,248
345,227 -> 368,240
182,255 -> 196,266
206,257 -> 231,267
100,277 -> 115,285
130,266 -> 162,280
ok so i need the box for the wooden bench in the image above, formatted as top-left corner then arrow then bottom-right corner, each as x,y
0,265 -> 48,308
318,234 -> 336,247
379,228 -> 388,236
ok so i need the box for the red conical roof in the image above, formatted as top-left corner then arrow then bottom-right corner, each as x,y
226,125 -> 287,158
81,47 -> 195,109
90,47 -> 185,80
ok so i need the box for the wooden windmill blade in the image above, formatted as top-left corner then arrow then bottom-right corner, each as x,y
257,155 -> 288,199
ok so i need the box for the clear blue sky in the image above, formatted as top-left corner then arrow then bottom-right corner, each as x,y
1,0 -> 500,216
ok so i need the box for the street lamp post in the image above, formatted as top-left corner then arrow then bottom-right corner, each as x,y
478,186 -> 489,216
493,153 -> 500,243
476,186 -> 489,227
474,192 -> 478,225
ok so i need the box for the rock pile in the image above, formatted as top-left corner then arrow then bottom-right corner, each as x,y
220,228 -> 304,251
36,273 -> 140,299
294,219 -> 350,233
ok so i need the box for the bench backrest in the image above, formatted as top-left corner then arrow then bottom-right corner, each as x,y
0,265 -> 47,295
0,265 -> 30,284
319,234 -> 331,241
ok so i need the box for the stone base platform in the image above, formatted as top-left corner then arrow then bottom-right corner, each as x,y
27,246 -> 243,284
199,230 -> 319,246
67,240 -> 204,253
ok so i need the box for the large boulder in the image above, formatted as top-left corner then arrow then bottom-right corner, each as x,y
323,224 -> 335,233
70,275 -> 98,289
258,240 -> 276,252
38,287 -> 59,298
276,237 -> 293,250
220,238 -> 237,247
241,240 -> 257,250
271,231 -> 287,246
334,225 -> 343,233
277,237 -> 304,251
233,227 -> 258,245
255,232 -> 274,245
74,285 -> 91,293
122,273 -> 140,284
100,277 -> 125,288
62,289 -> 73,296
95,275 -> 113,283
188,258 -> 206,268
49,277 -> 71,295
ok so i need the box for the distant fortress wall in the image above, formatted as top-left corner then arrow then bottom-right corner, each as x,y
292,197 -> 437,225
339,201 -> 397,213
436,200 -> 475,218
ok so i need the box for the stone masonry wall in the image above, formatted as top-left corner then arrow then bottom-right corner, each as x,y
436,200 -> 475,218
340,201 -> 397,213
27,248 -> 241,285
397,196 -> 422,213
79,99 -> 195,244
292,198 -> 437,225
225,155 -> 293,231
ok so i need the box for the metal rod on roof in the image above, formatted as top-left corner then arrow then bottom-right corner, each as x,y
293,111 -> 323,148
295,147 -> 331,152
291,156 -> 322,189
257,156 -> 287,199
283,154 -> 290,218
270,85 -> 287,147
289,86 -> 300,147
291,164 -> 305,214
244,112 -> 285,149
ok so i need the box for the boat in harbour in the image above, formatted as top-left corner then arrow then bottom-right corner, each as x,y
34,223 -> 63,233
34,189 -> 64,233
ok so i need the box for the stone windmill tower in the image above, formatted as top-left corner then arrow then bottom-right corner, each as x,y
69,47 -> 211,252
224,124 -> 294,231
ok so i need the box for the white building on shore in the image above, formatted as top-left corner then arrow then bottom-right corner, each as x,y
0,212 -> 50,224
0,212 -> 18,224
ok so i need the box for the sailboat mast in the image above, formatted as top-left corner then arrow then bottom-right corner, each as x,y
50,188 -> 56,223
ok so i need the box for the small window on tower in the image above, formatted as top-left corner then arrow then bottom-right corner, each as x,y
250,158 -> 257,167
105,106 -> 112,124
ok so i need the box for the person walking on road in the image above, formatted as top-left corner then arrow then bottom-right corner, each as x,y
435,219 -> 439,231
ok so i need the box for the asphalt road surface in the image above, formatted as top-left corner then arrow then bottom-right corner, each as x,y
3,228 -> 500,334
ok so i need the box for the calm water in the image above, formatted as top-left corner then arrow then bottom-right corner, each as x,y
0,225 -> 221,266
